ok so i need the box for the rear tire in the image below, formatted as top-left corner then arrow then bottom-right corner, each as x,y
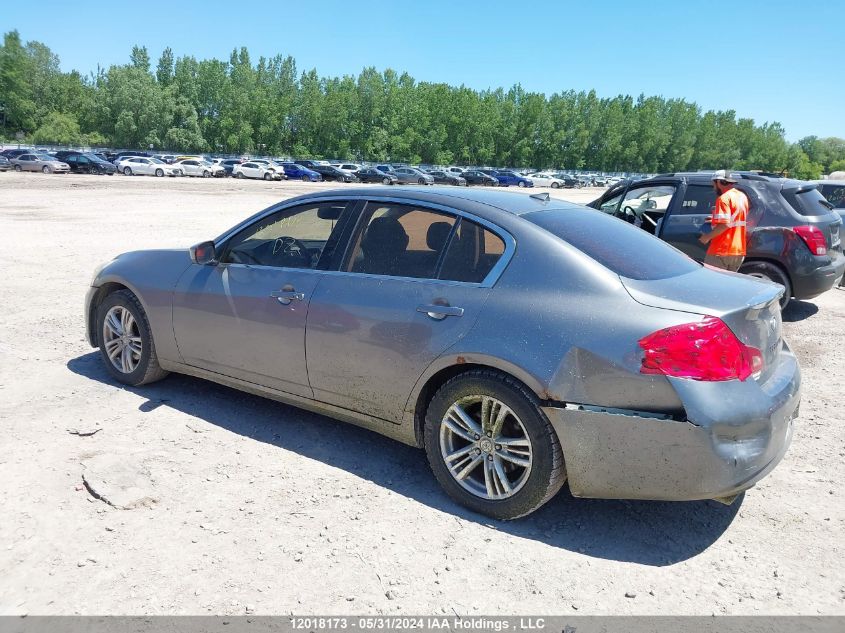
123,167 -> 132,176
236,172 -> 244,179
739,261 -> 792,309
96,289 -> 169,387
423,369 -> 566,520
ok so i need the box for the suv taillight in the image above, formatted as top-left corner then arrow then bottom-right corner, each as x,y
793,225 -> 827,256
638,316 -> 763,382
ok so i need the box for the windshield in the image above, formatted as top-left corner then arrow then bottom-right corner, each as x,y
36,154 -> 55,161
150,158 -> 165,164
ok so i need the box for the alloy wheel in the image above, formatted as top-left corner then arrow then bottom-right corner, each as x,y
102,306 -> 143,374
439,395 -> 533,500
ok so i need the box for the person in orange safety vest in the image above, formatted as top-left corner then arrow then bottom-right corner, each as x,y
699,169 -> 749,272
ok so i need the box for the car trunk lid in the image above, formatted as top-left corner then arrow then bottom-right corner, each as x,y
621,268 -> 784,383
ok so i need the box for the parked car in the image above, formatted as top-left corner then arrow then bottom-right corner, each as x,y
232,161 -> 281,180
445,167 -> 465,176
173,158 -> 225,178
154,154 -> 178,164
85,187 -> 800,519
60,152 -> 117,175
249,159 -> 287,179
117,157 -> 179,177
112,151 -> 150,166
390,166 -> 435,185
294,159 -> 331,170
462,170 -> 500,186
220,159 -> 243,176
527,173 -> 565,188
332,162 -> 362,173
427,170 -> 467,186
589,172 -> 845,308
279,162 -> 322,182
1,148 -> 34,159
554,174 -> 583,189
11,153 -> 70,173
0,156 -> 11,171
310,164 -> 359,183
492,170 -> 534,188
355,167 -> 398,185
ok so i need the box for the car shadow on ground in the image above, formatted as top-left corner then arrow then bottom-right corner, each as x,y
782,300 -> 819,322
782,299 -> 820,322
68,352 -> 741,566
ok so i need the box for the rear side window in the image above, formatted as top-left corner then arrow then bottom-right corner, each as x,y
677,184 -> 716,215
526,207 -> 700,280
783,187 -> 834,217
439,219 -> 506,283
820,184 -> 845,209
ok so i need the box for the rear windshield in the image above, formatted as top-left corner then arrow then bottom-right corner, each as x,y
783,187 -> 834,217
525,206 -> 700,280
819,184 -> 845,209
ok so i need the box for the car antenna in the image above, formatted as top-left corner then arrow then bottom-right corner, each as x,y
530,192 -> 550,202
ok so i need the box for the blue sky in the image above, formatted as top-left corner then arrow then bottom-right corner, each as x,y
3,0 -> 842,140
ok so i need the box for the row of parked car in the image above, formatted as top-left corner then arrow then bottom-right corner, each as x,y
0,147 -> 614,189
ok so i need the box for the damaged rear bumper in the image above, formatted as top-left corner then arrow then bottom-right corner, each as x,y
542,346 -> 801,501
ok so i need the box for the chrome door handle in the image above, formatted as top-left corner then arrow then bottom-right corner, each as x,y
270,290 -> 305,305
417,304 -> 464,320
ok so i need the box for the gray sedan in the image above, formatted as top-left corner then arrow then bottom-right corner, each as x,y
85,187 -> 800,519
392,167 -> 435,185
11,153 -> 70,174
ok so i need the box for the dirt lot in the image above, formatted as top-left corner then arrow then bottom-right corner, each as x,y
1,172 -> 843,615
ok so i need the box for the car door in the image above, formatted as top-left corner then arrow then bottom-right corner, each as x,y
305,199 -> 511,422
657,181 -> 714,260
19,154 -> 36,171
172,200 -> 356,396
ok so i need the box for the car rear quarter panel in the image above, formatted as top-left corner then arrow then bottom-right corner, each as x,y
88,250 -> 192,362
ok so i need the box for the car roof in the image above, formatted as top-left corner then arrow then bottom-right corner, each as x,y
284,186 -> 581,218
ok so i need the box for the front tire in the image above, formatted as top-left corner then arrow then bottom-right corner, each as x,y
42,165 -> 51,174
423,369 -> 566,520
155,168 -> 164,177
96,289 -> 169,386
551,182 -> 560,189
740,261 -> 792,309
382,177 -> 391,185
517,180 -> 526,188
263,172 -> 272,181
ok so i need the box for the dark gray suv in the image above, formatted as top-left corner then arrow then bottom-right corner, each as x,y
590,172 -> 845,308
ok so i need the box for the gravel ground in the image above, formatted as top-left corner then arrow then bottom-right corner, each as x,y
0,172 -> 843,615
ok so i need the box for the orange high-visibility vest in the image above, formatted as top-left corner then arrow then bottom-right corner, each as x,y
708,187 -> 749,257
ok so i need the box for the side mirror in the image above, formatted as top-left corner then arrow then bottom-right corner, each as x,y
190,241 -> 217,265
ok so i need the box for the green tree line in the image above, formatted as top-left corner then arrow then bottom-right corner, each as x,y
2,30 -> 844,177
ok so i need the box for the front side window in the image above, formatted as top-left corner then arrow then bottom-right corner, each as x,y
222,202 -> 350,269
347,204 -> 457,279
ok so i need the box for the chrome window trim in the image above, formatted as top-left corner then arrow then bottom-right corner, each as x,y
212,194 -> 516,289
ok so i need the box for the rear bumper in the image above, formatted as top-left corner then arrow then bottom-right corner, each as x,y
790,251 -> 845,299
543,345 -> 800,501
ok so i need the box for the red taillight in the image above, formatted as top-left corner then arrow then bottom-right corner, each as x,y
638,316 -> 763,382
793,225 -> 827,256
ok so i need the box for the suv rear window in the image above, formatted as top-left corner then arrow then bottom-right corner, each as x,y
525,206 -> 700,280
783,187 -> 833,217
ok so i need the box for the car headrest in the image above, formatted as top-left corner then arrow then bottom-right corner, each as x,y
361,217 -> 409,254
426,222 -> 453,252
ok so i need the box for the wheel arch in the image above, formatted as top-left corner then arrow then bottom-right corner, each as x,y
739,257 -> 793,294
87,278 -> 151,347
409,356 -> 549,448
